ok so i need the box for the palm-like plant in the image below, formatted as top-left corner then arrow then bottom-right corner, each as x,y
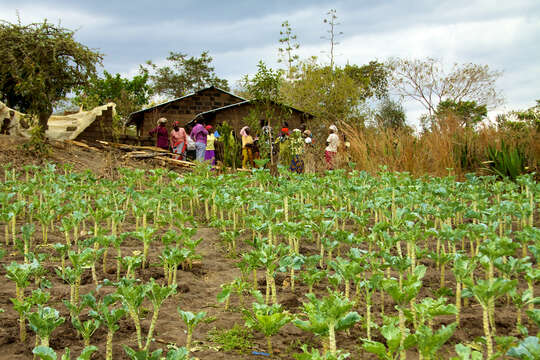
177,308 -> 207,351
131,227 -> 156,269
117,279 -> 147,350
382,264 -> 426,360
144,279 -> 177,351
300,255 -> 326,294
362,316 -> 416,360
89,294 -> 126,360
257,242 -> 288,304
27,306 -> 65,347
464,277 -> 517,358
294,290 -> 361,356
243,290 -> 292,355
120,251 -> 143,279
451,254 -> 476,325
5,260 -> 37,342
32,345 -> 97,360
72,317 -> 100,348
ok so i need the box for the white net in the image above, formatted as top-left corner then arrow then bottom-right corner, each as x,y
0,101 -> 116,141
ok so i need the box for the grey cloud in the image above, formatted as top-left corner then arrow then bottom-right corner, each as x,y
1,0 -> 539,125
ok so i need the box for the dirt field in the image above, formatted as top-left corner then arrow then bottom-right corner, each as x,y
0,135 -> 533,359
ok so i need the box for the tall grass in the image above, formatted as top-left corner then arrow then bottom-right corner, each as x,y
340,114 -> 540,179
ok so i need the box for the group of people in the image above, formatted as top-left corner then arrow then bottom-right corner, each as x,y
238,124 -> 318,172
149,117 -> 343,172
237,123 -> 344,172
149,117 -> 218,165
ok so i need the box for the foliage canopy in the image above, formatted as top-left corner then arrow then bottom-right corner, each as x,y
73,70 -> 153,119
280,59 -> 389,124
435,100 -> 487,128
144,51 -> 229,99
0,20 -> 103,130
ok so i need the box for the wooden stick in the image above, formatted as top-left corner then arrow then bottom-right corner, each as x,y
123,151 -> 166,159
154,156 -> 196,167
64,140 -> 101,152
97,140 -> 169,153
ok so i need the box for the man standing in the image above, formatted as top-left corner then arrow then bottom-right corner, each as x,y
190,120 -> 208,162
325,124 -> 340,170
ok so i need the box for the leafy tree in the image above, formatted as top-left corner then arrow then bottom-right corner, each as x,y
374,97 -> 407,130
73,70 -> 152,119
280,59 -> 363,123
0,19 -> 102,132
242,61 -> 283,103
144,51 -> 228,98
344,61 -> 389,100
497,100 -> 540,131
280,59 -> 389,125
389,57 -> 502,117
435,100 -> 487,128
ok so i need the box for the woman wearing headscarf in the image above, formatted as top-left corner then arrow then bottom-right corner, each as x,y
289,129 -> 305,174
303,129 -> 313,145
241,126 -> 255,169
325,124 -> 340,170
190,120 -> 209,162
204,125 -> 217,165
149,117 -> 169,150
275,127 -> 289,164
170,121 -> 188,160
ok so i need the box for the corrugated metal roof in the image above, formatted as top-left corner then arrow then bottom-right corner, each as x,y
192,100 -> 251,118
188,99 -> 313,125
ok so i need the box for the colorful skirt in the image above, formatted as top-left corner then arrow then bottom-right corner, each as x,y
173,142 -> 186,160
290,155 -> 304,174
325,150 -> 336,169
205,149 -> 216,165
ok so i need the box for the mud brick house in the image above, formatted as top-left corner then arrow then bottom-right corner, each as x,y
126,86 -> 245,141
189,100 -> 313,134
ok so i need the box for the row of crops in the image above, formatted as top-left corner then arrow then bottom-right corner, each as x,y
0,163 -> 539,359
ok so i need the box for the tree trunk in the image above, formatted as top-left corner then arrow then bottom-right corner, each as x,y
38,112 -> 50,132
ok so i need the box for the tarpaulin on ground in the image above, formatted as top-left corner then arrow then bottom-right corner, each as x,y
0,101 -> 116,140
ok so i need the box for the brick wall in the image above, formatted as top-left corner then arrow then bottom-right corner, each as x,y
76,106 -> 115,143
141,88 -> 244,135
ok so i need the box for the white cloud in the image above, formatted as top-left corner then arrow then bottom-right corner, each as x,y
0,4 -> 114,30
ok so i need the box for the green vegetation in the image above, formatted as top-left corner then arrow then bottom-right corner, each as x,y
0,162 -> 538,357
143,51 -> 229,98
207,324 -> 254,353
0,20 -> 102,133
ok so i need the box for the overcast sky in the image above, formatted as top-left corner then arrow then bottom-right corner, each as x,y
1,0 -> 539,128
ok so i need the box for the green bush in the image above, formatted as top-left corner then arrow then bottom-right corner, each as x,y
486,141 -> 527,180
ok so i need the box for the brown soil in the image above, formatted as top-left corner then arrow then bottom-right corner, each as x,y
0,135 -> 533,359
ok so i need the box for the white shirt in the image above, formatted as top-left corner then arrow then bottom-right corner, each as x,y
186,136 -> 196,150
326,133 -> 339,152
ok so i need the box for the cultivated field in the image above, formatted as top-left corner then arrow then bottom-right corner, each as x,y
0,141 -> 539,359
